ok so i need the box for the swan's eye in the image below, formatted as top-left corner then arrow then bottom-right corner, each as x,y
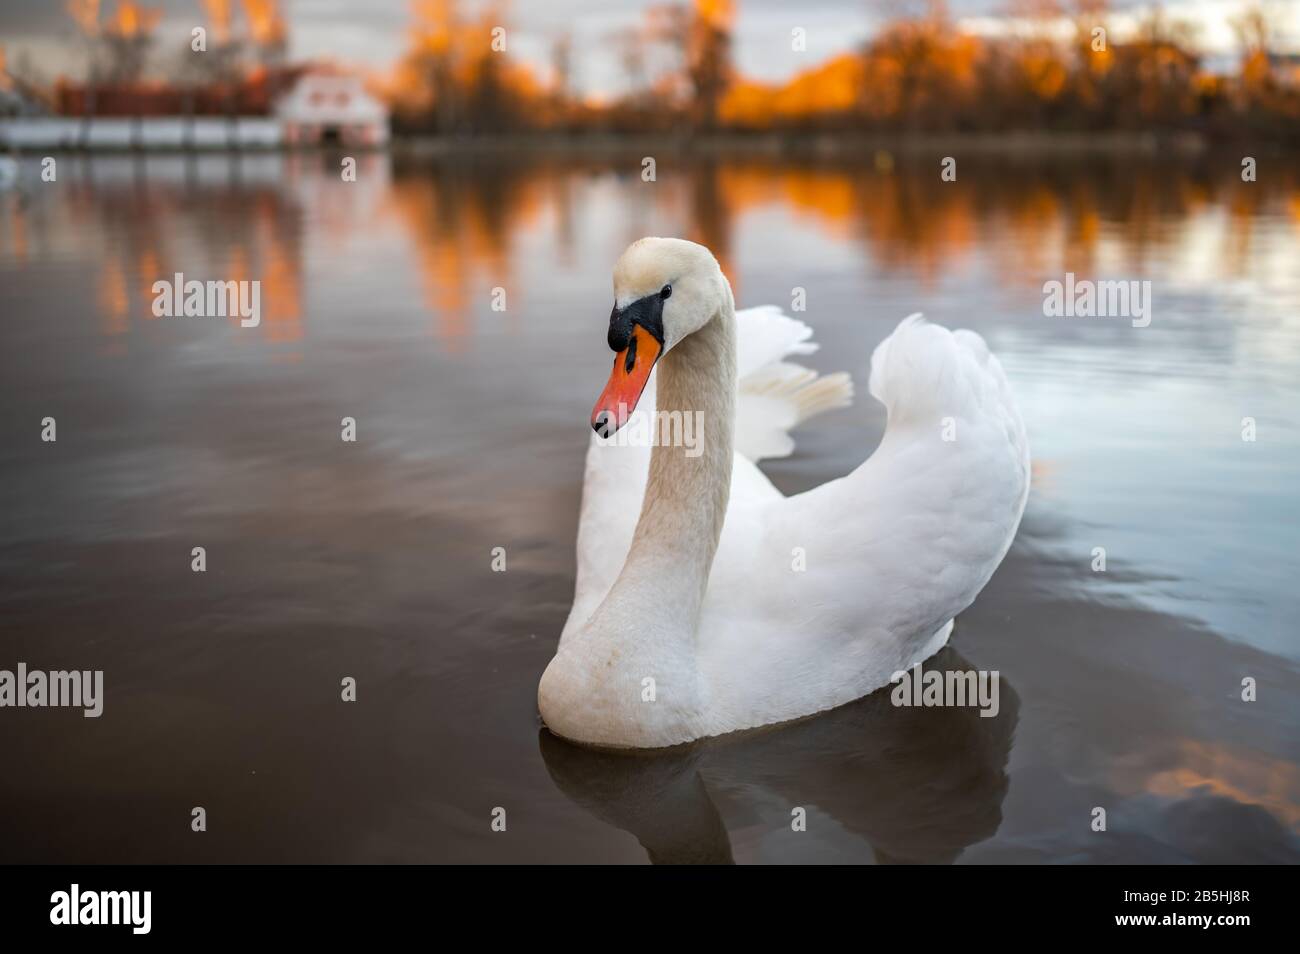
660,285 -> 672,300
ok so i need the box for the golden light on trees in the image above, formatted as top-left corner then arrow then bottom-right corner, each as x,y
201,0 -> 233,44
102,1 -> 161,39
241,0 -> 287,47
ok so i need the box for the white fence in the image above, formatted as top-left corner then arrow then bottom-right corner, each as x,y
0,117 -> 284,150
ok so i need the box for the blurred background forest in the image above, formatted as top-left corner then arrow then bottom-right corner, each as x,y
2,0 -> 1298,144
390,0 -> 1300,141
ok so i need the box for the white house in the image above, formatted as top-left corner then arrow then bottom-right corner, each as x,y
274,69 -> 388,147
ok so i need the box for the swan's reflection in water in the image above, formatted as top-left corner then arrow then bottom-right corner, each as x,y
540,646 -> 1019,864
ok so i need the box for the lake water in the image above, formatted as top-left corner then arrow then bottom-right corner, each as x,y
1,149 -> 1297,863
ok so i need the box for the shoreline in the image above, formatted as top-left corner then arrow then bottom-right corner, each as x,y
4,123 -> 1299,157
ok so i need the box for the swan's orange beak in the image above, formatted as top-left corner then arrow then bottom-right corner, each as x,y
592,323 -> 661,437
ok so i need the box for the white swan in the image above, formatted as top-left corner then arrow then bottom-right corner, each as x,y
538,237 -> 1030,748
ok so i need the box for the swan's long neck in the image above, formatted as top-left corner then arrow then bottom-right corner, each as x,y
608,289 -> 736,640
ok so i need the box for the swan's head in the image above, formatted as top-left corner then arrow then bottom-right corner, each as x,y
592,237 -> 727,436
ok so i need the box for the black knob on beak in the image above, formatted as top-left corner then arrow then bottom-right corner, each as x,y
607,293 -> 666,352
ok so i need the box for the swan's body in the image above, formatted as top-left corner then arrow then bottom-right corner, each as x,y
562,304 -> 853,638
538,238 -> 1030,749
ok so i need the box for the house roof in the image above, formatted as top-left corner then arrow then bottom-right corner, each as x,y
274,71 -> 387,124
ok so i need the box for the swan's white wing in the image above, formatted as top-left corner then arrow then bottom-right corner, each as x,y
735,305 -> 816,377
696,315 -> 1031,735
734,306 -> 853,461
561,307 -> 853,644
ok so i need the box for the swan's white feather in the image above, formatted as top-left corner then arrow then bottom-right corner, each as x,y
695,314 -> 1029,735
735,305 -> 853,459
561,306 -> 852,643
556,310 -> 1029,742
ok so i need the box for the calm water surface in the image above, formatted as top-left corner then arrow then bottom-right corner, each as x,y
1,151 -> 1297,863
